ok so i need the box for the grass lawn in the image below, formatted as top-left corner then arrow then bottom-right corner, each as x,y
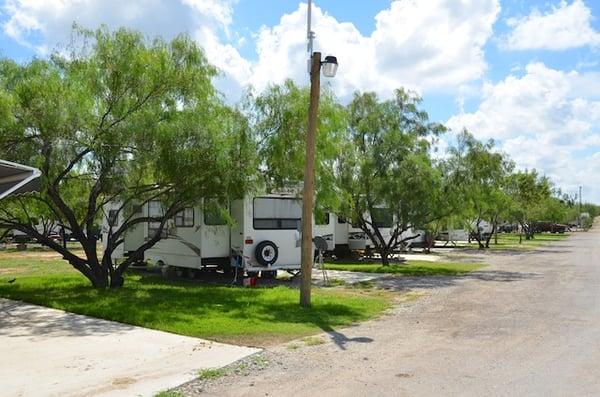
325,260 -> 484,276
0,250 -> 392,346
461,232 -> 570,251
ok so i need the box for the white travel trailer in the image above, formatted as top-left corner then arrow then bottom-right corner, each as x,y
470,220 -> 494,236
331,213 -> 367,255
314,211 -> 335,253
331,208 -> 428,256
102,194 -> 306,277
331,211 -> 388,255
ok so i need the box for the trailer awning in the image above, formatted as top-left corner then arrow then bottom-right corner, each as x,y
0,160 -> 41,200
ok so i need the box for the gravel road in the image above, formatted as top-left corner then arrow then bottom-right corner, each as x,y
178,224 -> 600,396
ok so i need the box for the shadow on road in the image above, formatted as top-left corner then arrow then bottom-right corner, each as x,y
375,269 -> 539,292
326,330 -> 374,350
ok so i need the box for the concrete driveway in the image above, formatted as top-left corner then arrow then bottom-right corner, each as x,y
0,299 -> 259,397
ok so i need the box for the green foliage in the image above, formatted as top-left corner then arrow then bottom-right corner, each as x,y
154,391 -> 184,397
505,170 -> 554,238
337,89 -> 446,262
446,131 -> 514,246
0,26 -> 256,287
198,368 -> 226,380
244,80 -> 347,211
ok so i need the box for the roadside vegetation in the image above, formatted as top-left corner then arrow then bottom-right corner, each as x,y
326,260 -> 483,276
1,25 -> 597,292
461,232 -> 570,251
0,251 -> 391,346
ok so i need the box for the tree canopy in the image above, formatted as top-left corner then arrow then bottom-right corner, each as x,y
0,26 -> 255,287
337,89 -> 446,264
0,25 -> 596,285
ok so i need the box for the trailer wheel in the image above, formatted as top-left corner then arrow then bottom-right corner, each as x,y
255,240 -> 278,266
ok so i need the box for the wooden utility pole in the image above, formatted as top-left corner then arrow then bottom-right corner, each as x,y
579,185 -> 582,227
300,52 -> 321,308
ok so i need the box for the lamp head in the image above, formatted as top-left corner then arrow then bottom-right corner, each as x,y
321,55 -> 338,78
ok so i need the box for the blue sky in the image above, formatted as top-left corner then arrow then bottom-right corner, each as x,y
1,0 -> 599,203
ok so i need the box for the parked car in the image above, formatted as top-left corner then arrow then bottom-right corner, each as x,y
532,222 -> 568,234
498,224 -> 517,233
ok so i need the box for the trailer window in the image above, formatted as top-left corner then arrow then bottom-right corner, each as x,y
148,200 -> 167,238
175,208 -> 194,227
253,197 -> 301,230
337,216 -> 347,224
371,208 -> 393,228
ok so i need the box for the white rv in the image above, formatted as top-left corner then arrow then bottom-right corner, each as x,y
102,194 -> 306,277
332,213 -> 368,255
330,208 -> 428,255
314,211 -> 335,253
331,212 -> 383,255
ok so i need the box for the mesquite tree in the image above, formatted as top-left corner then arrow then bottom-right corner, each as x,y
338,89 -> 446,265
0,27 -> 254,288
506,170 -> 553,243
447,131 -> 513,249
245,80 -> 347,210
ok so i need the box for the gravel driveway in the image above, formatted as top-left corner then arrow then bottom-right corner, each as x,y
178,225 -> 600,396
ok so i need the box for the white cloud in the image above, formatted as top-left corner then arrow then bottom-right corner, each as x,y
2,0 -> 501,100
503,0 -> 600,50
250,0 -> 500,99
1,0 -> 252,98
447,62 -> 600,202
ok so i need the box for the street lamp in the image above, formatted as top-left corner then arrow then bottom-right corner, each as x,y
321,56 -> 338,77
299,2 -> 339,308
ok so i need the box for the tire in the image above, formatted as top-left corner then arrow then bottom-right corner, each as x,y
254,240 -> 279,266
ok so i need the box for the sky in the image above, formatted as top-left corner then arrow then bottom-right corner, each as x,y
1,0 -> 599,203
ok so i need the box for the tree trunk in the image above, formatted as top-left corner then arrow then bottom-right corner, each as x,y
381,253 -> 390,266
380,250 -> 390,266
110,273 -> 124,288
424,232 -> 435,254
485,220 -> 497,248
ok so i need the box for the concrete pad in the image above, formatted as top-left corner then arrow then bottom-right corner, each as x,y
0,299 -> 260,397
312,269 -> 387,285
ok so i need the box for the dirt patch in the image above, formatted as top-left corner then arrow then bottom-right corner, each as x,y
0,268 -> 24,275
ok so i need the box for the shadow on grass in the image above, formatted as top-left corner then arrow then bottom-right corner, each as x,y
0,273 -> 388,344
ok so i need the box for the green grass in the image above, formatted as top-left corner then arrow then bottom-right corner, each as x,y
154,391 -> 183,397
198,368 -> 226,380
461,232 -> 570,251
302,336 -> 326,346
325,260 -> 484,276
0,251 -> 391,346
